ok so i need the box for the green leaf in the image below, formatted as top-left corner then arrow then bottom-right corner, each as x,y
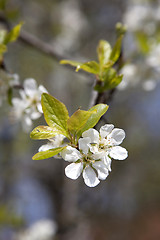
41,93 -> 69,138
102,67 -> 116,82
60,59 -> 82,68
30,125 -> 63,140
110,35 -> 123,63
95,68 -> 123,92
0,44 -> 7,55
76,61 -> 100,74
97,40 -> 112,67
60,59 -> 100,74
67,109 -> 95,135
77,104 -> 108,137
3,22 -> 23,45
32,146 -> 66,160
104,74 -> 123,89
0,30 -> 7,44
135,32 -> 150,54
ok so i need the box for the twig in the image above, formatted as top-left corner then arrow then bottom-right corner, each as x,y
19,29 -> 68,62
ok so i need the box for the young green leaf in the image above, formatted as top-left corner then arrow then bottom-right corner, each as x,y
30,125 -> 63,140
77,104 -> 109,137
0,30 -> 7,44
104,74 -> 123,90
135,32 -> 150,54
32,146 -> 66,160
110,35 -> 123,63
95,68 -> 123,92
67,109 -> 95,135
41,93 -> 69,137
76,61 -> 100,74
60,59 -> 100,74
0,44 -> 7,55
97,40 -> 112,67
3,22 -> 23,45
60,59 -> 82,68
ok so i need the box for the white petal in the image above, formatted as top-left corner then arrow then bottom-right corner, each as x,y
65,162 -> 83,180
109,146 -> 128,160
19,90 -> 27,101
38,85 -> 48,94
78,137 -> 90,154
24,78 -> 37,96
61,146 -> 81,162
82,128 -> 99,143
89,144 -> 99,154
100,124 -> 114,138
30,111 -> 42,120
22,116 -> 32,132
37,103 -> 43,113
92,161 -> 109,180
83,166 -> 100,187
38,143 -> 53,152
24,116 -> 32,126
92,150 -> 106,160
102,155 -> 112,171
108,128 -> 125,145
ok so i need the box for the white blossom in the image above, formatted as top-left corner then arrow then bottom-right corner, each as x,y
10,78 -> 48,132
123,4 -> 155,34
146,44 -> 160,72
38,134 -> 66,158
61,124 -> 127,187
142,79 -> 156,91
84,125 -> 128,161
20,78 -> 48,116
118,64 -> 138,90
15,219 -> 57,240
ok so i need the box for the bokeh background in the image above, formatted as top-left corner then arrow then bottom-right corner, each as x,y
0,0 -> 160,239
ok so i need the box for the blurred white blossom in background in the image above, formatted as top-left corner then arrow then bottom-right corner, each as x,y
15,219 -> 57,240
10,78 -> 48,132
52,0 -> 89,53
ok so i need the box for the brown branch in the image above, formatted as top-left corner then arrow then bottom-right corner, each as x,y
19,29 -> 68,62
0,14 -> 77,65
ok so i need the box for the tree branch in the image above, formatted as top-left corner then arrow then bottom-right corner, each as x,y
19,29 -> 68,62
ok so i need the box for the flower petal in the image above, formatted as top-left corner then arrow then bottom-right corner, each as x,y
37,103 -> 43,113
24,78 -> 37,96
61,146 -> 81,162
109,146 -> 128,160
100,124 -> 114,138
108,128 -> 125,145
83,166 -> 100,187
30,111 -> 42,120
92,161 -> 109,180
89,144 -> 99,154
102,155 -> 112,171
78,137 -> 90,154
82,128 -> 99,144
38,85 -> 48,94
65,162 -> 83,180
38,143 -> 54,152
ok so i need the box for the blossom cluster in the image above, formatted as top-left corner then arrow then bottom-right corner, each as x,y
119,2 -> 160,92
39,124 -> 128,187
10,78 -> 47,132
